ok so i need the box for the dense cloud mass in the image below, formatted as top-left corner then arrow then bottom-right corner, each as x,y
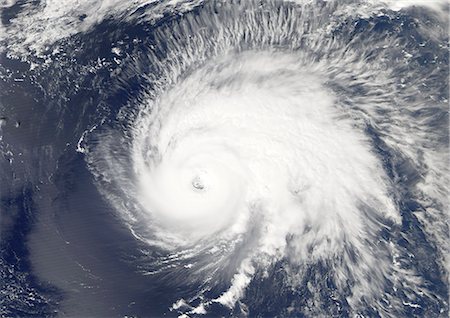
0,0 -> 448,317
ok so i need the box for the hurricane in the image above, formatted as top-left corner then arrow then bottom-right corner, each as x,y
0,0 -> 448,317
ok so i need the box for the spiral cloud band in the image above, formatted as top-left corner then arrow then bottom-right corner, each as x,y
133,50 -> 399,248
62,0 -> 450,316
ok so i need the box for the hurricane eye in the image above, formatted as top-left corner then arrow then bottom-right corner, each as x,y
192,176 -> 206,191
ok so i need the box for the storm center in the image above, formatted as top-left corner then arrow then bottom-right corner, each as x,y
192,176 -> 206,191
